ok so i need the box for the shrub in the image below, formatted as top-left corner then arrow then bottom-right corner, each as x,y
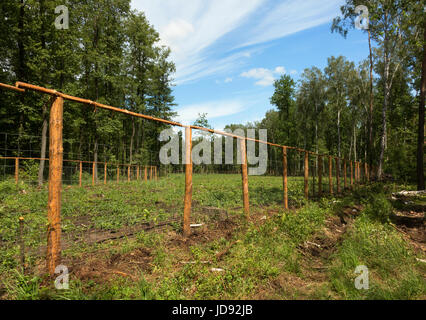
364,193 -> 393,223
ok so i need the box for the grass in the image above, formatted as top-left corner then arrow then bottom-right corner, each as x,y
0,175 -> 424,300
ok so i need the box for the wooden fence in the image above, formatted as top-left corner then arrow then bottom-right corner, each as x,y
0,81 -> 376,275
0,156 -> 157,186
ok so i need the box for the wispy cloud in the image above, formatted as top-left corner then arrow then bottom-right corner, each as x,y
133,0 -> 264,84
176,99 -> 247,125
132,0 -> 343,84
235,0 -> 343,48
241,66 -> 286,86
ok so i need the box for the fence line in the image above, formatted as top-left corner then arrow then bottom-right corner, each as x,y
0,81 -> 377,276
0,156 -> 158,186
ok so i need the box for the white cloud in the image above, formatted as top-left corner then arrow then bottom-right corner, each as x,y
236,0 -> 343,48
240,66 -> 286,86
176,99 -> 246,125
133,0 -> 264,84
224,77 -> 233,83
131,0 -> 342,84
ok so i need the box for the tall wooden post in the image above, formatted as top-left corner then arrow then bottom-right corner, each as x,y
46,95 -> 63,276
128,165 -> 130,182
104,162 -> 107,185
15,158 -> 19,184
356,162 -> 359,184
329,156 -> 333,195
336,158 -> 340,194
79,161 -> 82,187
366,163 -> 370,182
318,155 -> 323,196
92,162 -> 95,186
137,166 -> 139,181
358,162 -> 360,183
144,166 -> 147,182
117,166 -> 120,183
183,127 -> 193,237
240,139 -> 250,216
304,151 -> 309,199
344,160 -> 347,190
282,147 -> 288,209
350,161 -> 354,189
150,166 -> 153,180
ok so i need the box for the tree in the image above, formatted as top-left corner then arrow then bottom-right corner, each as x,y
325,56 -> 357,158
332,0 -> 420,180
297,67 -> 326,153
270,74 -> 296,144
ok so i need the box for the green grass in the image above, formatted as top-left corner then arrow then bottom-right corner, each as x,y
0,175 -> 424,300
327,214 -> 425,299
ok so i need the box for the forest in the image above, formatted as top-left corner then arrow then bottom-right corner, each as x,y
0,0 -> 424,190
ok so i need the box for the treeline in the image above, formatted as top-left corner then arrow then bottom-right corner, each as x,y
225,1 -> 425,189
0,0 -> 176,184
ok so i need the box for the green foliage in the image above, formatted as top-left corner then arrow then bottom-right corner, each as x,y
278,203 -> 328,244
363,193 -> 393,223
0,180 -> 20,201
329,214 -> 425,300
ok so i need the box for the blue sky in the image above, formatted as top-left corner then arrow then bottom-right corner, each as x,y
131,0 -> 371,131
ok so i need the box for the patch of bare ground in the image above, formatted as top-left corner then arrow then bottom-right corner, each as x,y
392,211 -> 425,254
33,246 -> 153,284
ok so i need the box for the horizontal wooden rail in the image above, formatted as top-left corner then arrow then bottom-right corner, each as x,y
0,81 -> 355,160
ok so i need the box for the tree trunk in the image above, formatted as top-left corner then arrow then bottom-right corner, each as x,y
368,29 -> 374,174
378,57 -> 390,180
417,20 -> 426,190
37,0 -> 48,187
38,103 -> 48,186
130,117 -> 135,163
337,109 -> 341,158
94,137 -> 98,181
354,125 -> 357,162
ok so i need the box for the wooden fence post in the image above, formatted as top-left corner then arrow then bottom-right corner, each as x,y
304,151 -> 309,199
15,157 -> 19,184
240,139 -> 250,217
366,163 -> 370,182
144,166 -> 147,182
282,147 -> 288,209
137,166 -> 139,181
318,155 -> 323,196
104,162 -> 107,185
356,162 -> 359,184
350,161 -> 353,189
128,165 -> 130,182
183,126 -> 193,237
92,162 -> 95,186
336,158 -> 340,194
344,159 -> 347,190
46,95 -> 63,276
79,161 -> 82,187
117,166 -> 120,183
19,217 -> 25,269
329,156 -> 333,195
